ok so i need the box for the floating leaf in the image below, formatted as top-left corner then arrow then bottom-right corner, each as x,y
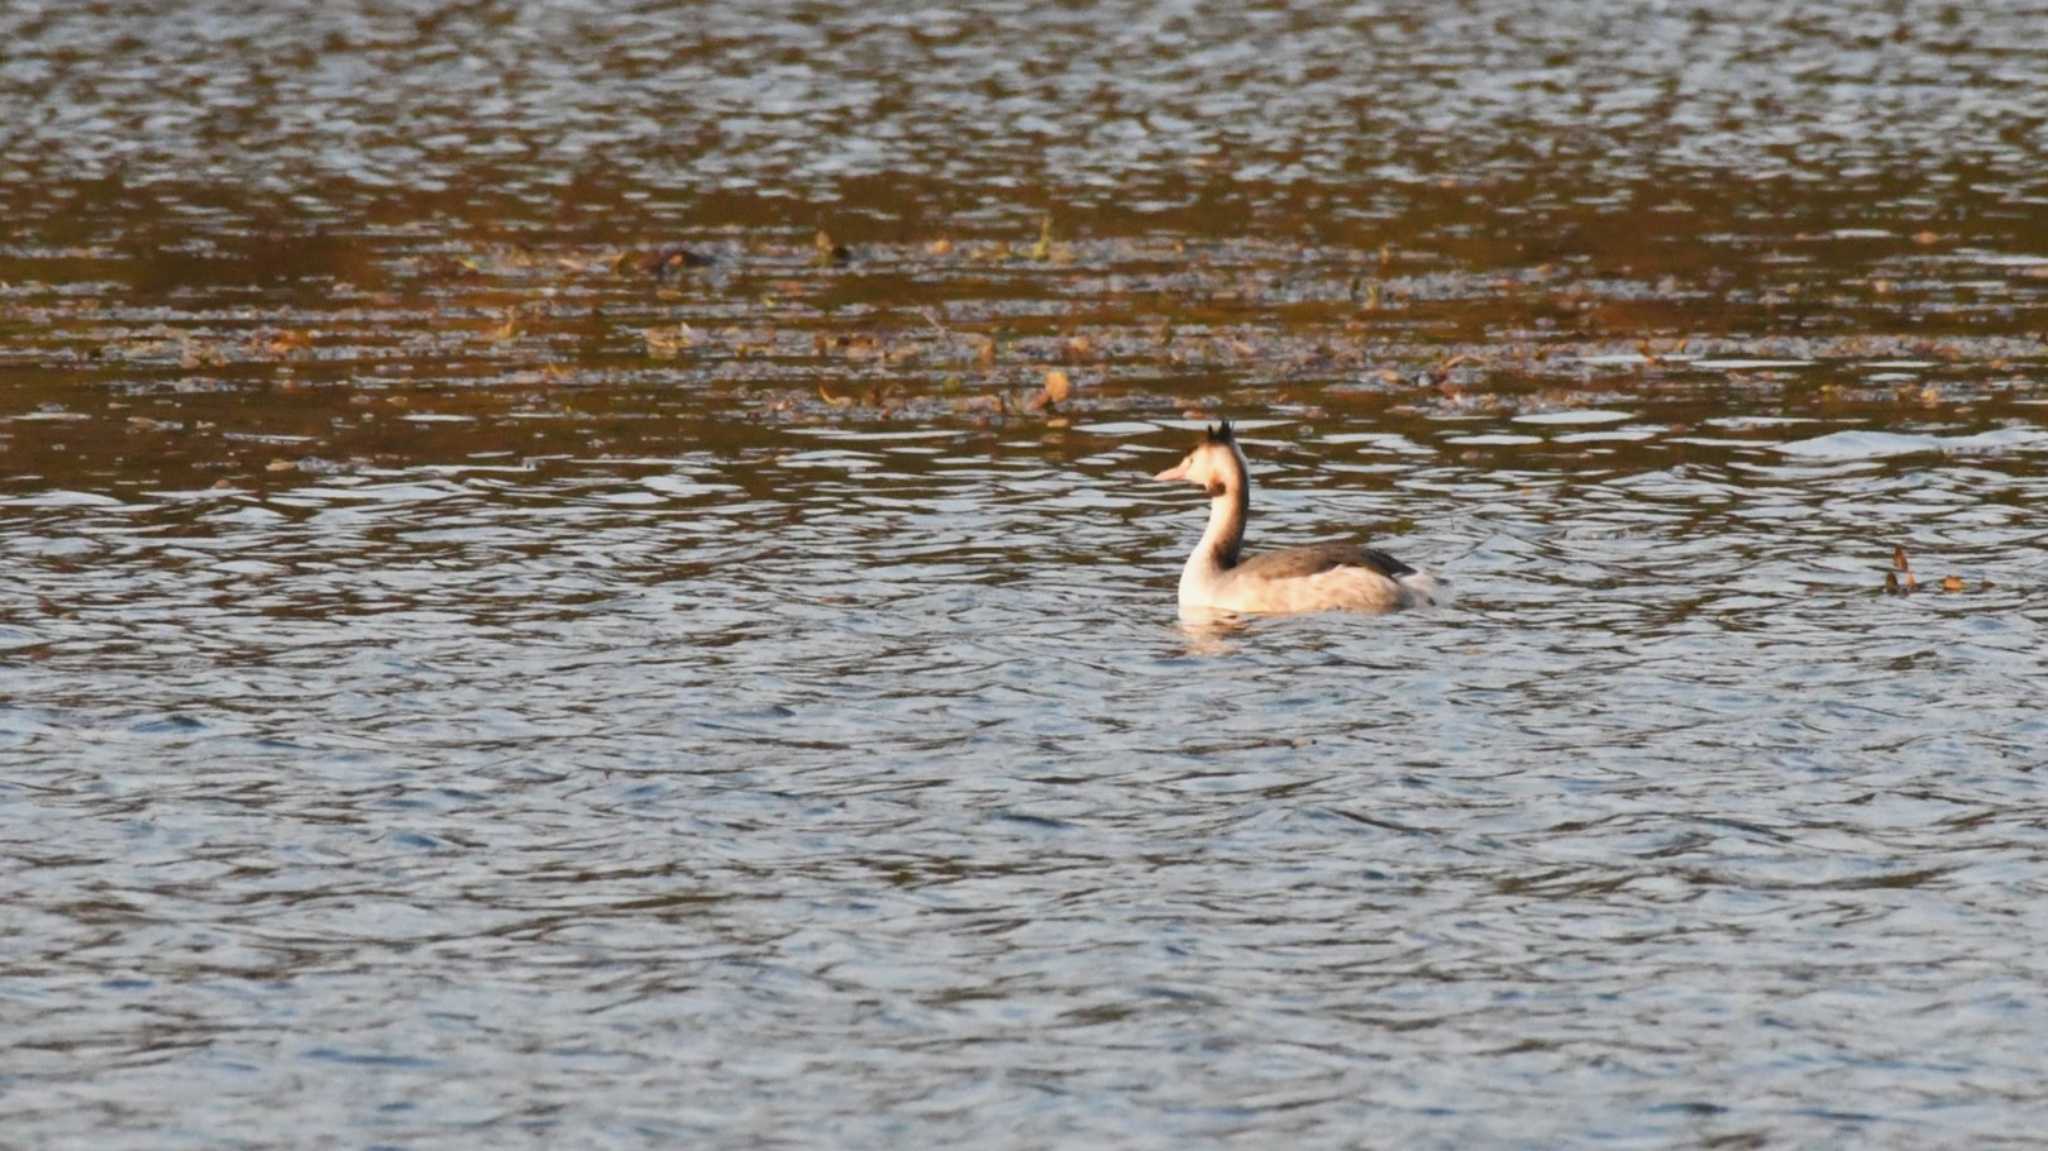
1043,368 -> 1072,405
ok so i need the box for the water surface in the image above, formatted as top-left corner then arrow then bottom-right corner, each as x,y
4,2 -> 2048,1147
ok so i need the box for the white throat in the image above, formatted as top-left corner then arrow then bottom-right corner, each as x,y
1178,485 -> 1245,605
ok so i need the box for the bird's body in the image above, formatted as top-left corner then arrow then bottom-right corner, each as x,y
1154,422 -> 1444,614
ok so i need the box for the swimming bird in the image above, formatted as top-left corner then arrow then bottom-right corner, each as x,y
1152,421 -> 1444,614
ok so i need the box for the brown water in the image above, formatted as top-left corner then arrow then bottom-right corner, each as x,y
5,2 -> 2048,1147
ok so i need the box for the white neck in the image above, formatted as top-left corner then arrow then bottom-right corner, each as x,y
1178,475 -> 1248,605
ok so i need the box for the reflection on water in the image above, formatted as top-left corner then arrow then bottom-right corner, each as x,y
4,1 -> 2048,1147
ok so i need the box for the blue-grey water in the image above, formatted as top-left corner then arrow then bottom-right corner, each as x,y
4,1 -> 2047,1147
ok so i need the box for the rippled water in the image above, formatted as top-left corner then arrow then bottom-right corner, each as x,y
5,2 -> 2048,1147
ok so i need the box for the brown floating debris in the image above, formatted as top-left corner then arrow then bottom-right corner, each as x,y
1891,548 -> 1973,595
812,229 -> 852,267
1029,214 -> 1054,262
640,247 -> 715,277
966,241 -> 1010,264
1042,368 -> 1072,405
1892,545 -> 1918,591
642,323 -> 694,357
261,329 -> 315,359
1027,368 -> 1074,413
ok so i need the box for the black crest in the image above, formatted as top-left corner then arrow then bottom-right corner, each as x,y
1206,420 -> 1235,444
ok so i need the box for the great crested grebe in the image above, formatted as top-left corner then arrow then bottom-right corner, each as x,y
1152,421 -> 1444,614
